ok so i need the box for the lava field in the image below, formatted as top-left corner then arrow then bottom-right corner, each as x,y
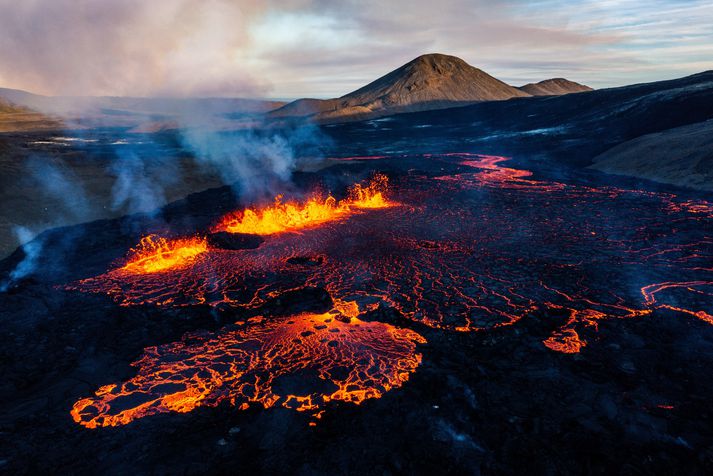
1,153 -> 712,475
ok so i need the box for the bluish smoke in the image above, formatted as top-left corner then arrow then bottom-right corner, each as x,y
179,120 -> 332,200
26,156 -> 93,222
109,149 -> 180,215
0,226 -> 44,291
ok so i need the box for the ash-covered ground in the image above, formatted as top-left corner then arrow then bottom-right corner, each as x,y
1,150 -> 712,475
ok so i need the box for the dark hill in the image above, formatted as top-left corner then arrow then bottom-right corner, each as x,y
320,70 -> 713,190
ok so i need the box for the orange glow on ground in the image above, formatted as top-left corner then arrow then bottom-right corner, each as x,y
120,235 -> 208,274
67,151 -> 713,394
63,152 -> 713,432
216,174 -> 394,235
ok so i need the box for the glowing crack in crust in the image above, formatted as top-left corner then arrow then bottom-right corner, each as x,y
71,310 -> 425,429
641,281 -> 713,324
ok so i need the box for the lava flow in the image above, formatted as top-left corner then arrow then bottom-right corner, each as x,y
67,153 -> 713,427
70,309 -> 425,429
216,173 -> 393,235
120,235 -> 208,274
70,154 -> 713,345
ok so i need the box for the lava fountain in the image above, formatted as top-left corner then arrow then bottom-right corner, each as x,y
120,235 -> 208,274
215,173 -> 394,235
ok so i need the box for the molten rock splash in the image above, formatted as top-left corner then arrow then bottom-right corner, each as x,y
120,235 -> 208,274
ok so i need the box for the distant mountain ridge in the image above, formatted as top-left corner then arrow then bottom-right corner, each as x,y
0,87 -> 285,117
270,53 -> 592,122
0,87 -> 286,131
0,53 -> 594,129
518,78 -> 593,96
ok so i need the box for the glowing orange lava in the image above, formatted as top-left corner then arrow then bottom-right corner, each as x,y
543,328 -> 585,353
71,309 -> 425,429
63,152 -> 713,432
346,172 -> 391,209
641,281 -> 713,324
216,174 -> 393,235
120,235 -> 208,274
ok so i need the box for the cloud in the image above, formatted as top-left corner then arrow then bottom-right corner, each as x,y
0,0 -> 710,98
0,0 -> 271,97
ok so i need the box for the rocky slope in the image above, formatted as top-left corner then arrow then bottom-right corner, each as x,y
319,70 -> 713,191
590,119 -> 713,190
0,97 -> 27,113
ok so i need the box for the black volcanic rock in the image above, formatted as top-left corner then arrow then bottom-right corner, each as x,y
207,231 -> 264,250
285,255 -> 324,267
1,150 -> 713,475
257,286 -> 333,317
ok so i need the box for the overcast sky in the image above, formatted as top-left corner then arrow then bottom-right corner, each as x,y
0,0 -> 711,98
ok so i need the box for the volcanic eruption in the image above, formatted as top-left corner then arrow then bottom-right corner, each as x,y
215,173 -> 393,235
120,235 -> 208,274
2,1 -> 713,472
62,153 -> 713,431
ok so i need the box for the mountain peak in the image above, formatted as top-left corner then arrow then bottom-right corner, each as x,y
408,53 -> 471,69
343,53 -> 521,102
272,54 -> 529,122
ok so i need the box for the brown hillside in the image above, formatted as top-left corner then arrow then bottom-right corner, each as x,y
271,53 -> 530,122
518,78 -> 592,96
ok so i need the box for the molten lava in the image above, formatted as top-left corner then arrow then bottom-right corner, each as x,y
216,174 -> 393,235
71,309 -> 425,429
642,281 -> 713,324
346,172 -> 391,209
120,235 -> 208,274
543,328 -> 585,354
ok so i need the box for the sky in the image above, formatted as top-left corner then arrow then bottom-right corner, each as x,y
0,0 -> 711,99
